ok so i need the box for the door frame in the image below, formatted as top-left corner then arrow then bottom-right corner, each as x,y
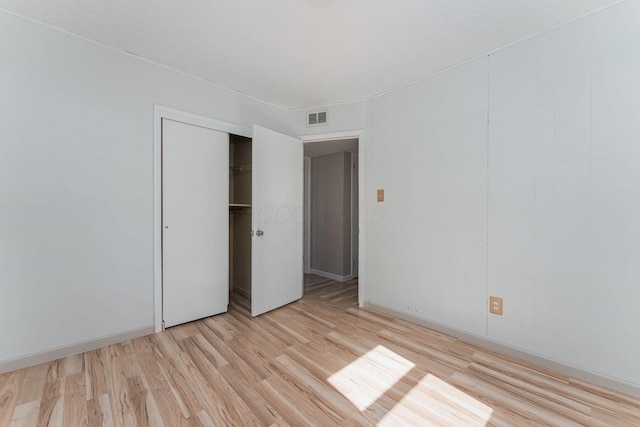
300,130 -> 366,307
351,152 -> 359,279
303,156 -> 312,274
153,105 -> 251,332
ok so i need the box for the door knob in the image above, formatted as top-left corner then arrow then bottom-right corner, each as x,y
255,229 -> 264,237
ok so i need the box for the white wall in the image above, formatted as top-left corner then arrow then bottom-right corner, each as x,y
367,57 -> 489,337
488,1 -> 640,384
0,10 -> 290,365
364,0 -> 640,387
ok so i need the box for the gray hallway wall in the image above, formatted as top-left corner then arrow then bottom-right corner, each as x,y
310,152 -> 352,278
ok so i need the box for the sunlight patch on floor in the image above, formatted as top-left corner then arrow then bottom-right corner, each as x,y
378,373 -> 494,425
328,345 -> 494,425
328,345 -> 415,411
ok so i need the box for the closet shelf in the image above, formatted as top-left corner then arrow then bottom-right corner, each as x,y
229,203 -> 252,210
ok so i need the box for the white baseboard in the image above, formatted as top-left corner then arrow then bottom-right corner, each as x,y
0,325 -> 154,374
310,269 -> 353,282
365,300 -> 640,399
231,284 -> 251,299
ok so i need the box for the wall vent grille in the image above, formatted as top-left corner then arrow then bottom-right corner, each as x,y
307,111 -> 327,126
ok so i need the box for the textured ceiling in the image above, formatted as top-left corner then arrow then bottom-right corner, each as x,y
0,0 -> 622,109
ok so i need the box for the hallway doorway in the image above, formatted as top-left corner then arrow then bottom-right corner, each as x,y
303,138 -> 359,288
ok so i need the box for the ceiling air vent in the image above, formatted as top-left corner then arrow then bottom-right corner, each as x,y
307,111 -> 327,126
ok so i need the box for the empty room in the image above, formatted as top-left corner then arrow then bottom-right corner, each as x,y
1,0 -> 640,425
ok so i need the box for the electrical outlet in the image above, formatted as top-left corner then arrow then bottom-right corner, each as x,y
489,296 -> 503,315
377,189 -> 385,202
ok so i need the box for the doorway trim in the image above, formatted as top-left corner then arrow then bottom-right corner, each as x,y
300,130 -> 366,307
153,105 -> 251,332
303,157 -> 312,274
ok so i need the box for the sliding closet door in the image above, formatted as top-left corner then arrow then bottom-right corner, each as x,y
251,125 -> 303,316
162,119 -> 229,328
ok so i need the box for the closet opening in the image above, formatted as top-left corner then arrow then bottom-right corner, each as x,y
303,138 -> 359,307
155,106 -> 304,331
229,134 -> 252,312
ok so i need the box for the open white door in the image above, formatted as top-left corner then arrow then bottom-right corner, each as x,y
162,119 -> 229,328
251,126 -> 303,316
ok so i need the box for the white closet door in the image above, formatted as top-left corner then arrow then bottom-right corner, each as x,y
162,119 -> 229,328
251,125 -> 303,316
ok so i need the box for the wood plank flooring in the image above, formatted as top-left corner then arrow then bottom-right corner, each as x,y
1,274 -> 640,426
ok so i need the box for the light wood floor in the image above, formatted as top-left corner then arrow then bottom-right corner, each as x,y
1,275 -> 640,426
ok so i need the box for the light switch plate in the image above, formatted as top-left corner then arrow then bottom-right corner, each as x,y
377,189 -> 384,202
